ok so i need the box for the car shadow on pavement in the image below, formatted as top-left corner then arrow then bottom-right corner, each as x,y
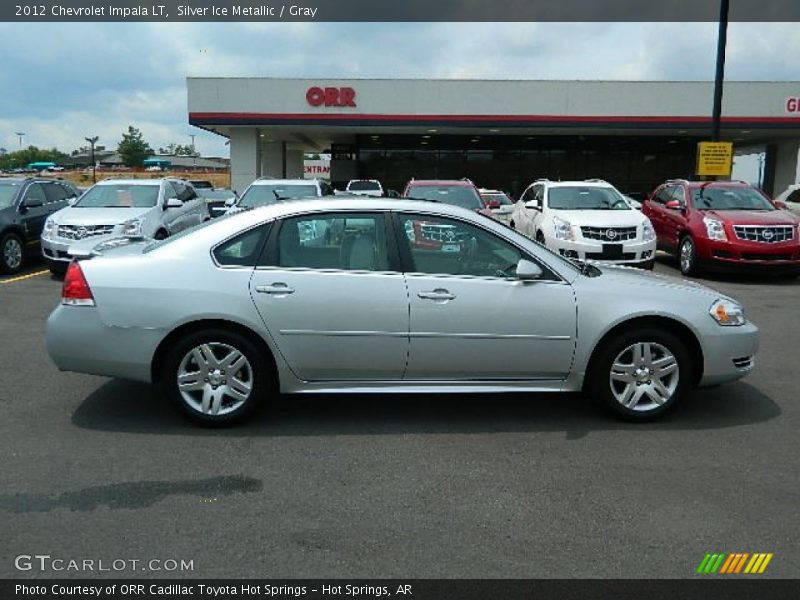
71,378 -> 780,440
654,254 -> 799,286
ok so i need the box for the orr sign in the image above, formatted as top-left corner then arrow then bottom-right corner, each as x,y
306,86 -> 357,108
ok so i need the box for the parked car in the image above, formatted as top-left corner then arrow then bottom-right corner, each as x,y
642,179 -> 800,276
41,178 -> 207,274
624,195 -> 643,210
774,183 -> 800,213
186,179 -> 214,190
0,178 -> 81,274
403,179 -> 488,213
346,179 -> 384,197
197,188 -> 237,218
478,188 -> 515,225
228,178 -> 334,212
46,197 -> 758,426
510,179 -> 657,269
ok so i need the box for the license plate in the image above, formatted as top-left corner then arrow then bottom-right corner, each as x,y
441,243 -> 461,253
602,244 -> 623,257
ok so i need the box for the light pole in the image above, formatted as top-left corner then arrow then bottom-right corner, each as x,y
15,132 -> 25,148
85,136 -> 99,183
711,0 -> 729,143
189,134 -> 196,169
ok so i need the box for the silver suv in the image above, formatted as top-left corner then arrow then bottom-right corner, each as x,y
41,178 -> 207,273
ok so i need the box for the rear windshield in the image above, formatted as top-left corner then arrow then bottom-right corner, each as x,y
407,185 -> 483,210
238,184 -> 319,208
75,184 -> 160,208
548,186 -> 630,210
348,181 -> 381,191
0,183 -> 20,209
692,187 -> 775,211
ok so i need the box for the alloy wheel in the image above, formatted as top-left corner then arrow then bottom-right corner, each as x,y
679,238 -> 694,274
176,342 -> 254,416
609,342 -> 680,412
3,237 -> 23,271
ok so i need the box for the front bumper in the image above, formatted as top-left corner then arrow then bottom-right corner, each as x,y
547,236 -> 657,265
40,236 -> 75,263
698,321 -> 759,387
46,304 -> 162,383
697,238 -> 800,272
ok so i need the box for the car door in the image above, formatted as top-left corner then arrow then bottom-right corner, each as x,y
42,181 -> 72,215
662,186 -> 689,249
644,185 -> 673,248
396,212 -> 577,381
163,181 -> 193,232
18,183 -> 50,243
249,210 -> 409,381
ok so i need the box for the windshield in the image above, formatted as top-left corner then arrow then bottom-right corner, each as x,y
548,186 -> 630,210
692,186 -> 775,211
348,181 -> 381,191
75,184 -> 160,208
0,183 -> 21,209
482,192 -> 512,206
408,185 -> 483,210
238,184 -> 319,208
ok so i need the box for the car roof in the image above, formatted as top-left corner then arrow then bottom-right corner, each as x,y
684,180 -> 753,188
407,179 -> 474,187
94,179 -> 163,186
251,178 -> 319,186
543,180 -> 615,188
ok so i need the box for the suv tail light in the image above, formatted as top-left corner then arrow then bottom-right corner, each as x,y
62,261 -> 95,306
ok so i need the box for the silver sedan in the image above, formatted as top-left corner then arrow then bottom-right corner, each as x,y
46,197 -> 759,425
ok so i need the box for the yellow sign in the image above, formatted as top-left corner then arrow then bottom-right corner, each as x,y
696,141 -> 734,177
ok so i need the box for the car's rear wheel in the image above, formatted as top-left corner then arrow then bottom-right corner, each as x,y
678,236 -> 698,276
153,229 -> 168,241
162,329 -> 268,425
590,328 -> 691,421
1,232 -> 24,275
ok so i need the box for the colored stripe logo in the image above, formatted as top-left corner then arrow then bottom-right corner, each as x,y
697,552 -> 773,574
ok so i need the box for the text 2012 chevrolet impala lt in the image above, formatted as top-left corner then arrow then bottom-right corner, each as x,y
46,198 -> 758,425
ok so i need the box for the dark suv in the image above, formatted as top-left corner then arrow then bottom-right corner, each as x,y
0,178 -> 80,274
643,179 -> 800,275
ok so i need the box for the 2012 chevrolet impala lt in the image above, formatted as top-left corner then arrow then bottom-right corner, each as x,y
45,198 -> 759,425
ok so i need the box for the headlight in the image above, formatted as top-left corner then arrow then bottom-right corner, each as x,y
552,216 -> 574,241
42,218 -> 55,239
121,218 -> 143,238
642,221 -> 656,242
703,217 -> 727,241
709,299 -> 746,326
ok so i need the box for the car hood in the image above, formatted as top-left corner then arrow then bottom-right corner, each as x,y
593,264 -> 726,299
551,209 -> 647,227
703,209 -> 800,225
53,206 -> 153,225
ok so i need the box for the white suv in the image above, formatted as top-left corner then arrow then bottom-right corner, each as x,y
510,179 -> 657,268
41,178 -> 207,273
346,179 -> 383,197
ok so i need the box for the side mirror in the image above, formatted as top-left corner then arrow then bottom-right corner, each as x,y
22,196 -> 43,209
516,259 -> 543,281
525,201 -> 541,211
664,199 -> 684,211
67,196 -> 79,206
165,197 -> 183,209
773,200 -> 788,210
224,196 -> 237,207
486,200 -> 501,209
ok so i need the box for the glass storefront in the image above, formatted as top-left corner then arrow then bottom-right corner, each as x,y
351,135 -> 697,199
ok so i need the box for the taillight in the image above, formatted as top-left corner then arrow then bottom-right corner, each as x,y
62,261 -> 95,306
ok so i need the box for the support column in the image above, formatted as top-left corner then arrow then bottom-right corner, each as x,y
285,148 -> 304,179
763,140 -> 799,198
229,128 -> 260,195
260,141 -> 284,178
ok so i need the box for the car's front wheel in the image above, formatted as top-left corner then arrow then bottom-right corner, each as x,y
1,232 -> 24,275
590,328 -> 691,421
678,236 -> 698,276
162,329 -> 269,425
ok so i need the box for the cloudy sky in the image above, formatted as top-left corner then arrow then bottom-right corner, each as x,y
0,22 -> 798,164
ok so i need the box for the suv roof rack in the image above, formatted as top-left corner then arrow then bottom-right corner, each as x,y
585,178 -> 610,184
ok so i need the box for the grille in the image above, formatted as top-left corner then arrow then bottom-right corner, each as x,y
732,356 -> 753,369
585,251 -> 636,261
580,226 -> 637,241
57,224 -> 115,241
733,225 -> 794,244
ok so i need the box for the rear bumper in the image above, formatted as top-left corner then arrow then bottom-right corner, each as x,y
46,304 -> 162,383
698,322 -> 759,386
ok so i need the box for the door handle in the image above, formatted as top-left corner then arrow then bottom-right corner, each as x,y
256,283 -> 295,295
417,289 -> 456,301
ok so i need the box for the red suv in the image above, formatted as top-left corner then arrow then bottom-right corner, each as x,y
643,179 -> 800,275
402,179 -> 493,215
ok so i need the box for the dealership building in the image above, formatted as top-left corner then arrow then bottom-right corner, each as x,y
187,78 -> 800,197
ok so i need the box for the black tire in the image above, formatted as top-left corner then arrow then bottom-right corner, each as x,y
589,328 -> 691,422
48,260 -> 68,276
535,231 -> 546,245
161,328 -> 271,426
678,235 -> 699,276
509,220 -> 516,230
0,232 -> 25,275
640,259 -> 655,270
153,229 -> 169,241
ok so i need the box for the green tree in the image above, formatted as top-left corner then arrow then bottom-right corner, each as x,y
117,126 -> 153,168
0,146 -> 66,170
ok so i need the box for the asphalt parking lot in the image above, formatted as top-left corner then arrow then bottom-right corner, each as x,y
0,253 -> 798,579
